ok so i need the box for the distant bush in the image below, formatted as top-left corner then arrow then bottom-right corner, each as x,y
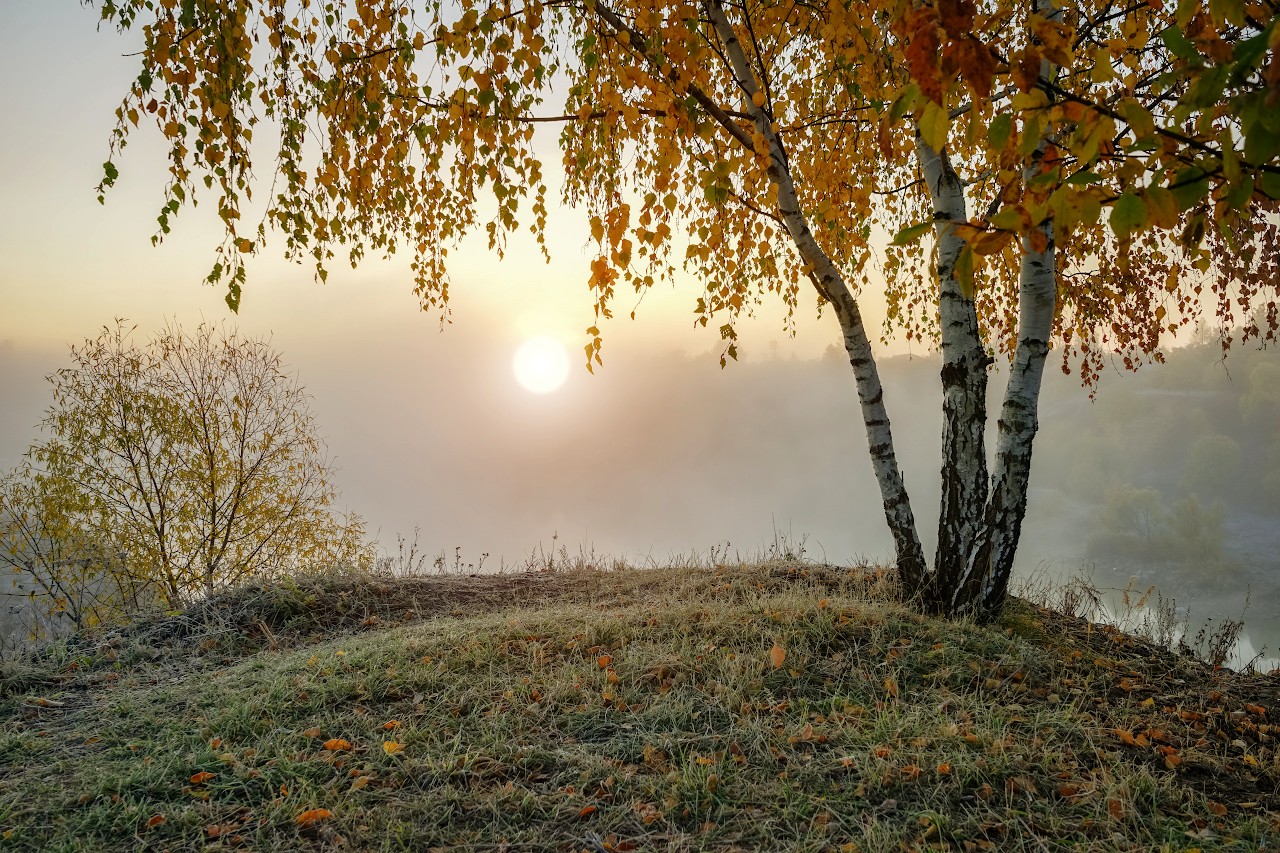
2,321 -> 372,651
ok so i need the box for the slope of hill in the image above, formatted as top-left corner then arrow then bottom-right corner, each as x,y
1,562 -> 1276,851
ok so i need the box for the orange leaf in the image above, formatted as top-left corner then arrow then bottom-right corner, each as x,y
382,720 -> 400,730
350,775 -> 370,790
382,741 -> 404,755
873,745 -> 893,759
769,644 -> 786,670
936,762 -> 952,775
189,771 -> 216,784
1114,728 -> 1140,747
302,727 -> 322,738
1108,798 -> 1127,820
323,738 -> 352,752
577,804 -> 598,818
209,737 -> 222,748
596,655 -> 613,668
884,677 -> 899,699
145,814 -> 166,828
1207,800 -> 1228,817
295,808 -> 333,826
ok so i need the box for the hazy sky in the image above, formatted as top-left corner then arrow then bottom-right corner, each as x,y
0,2 -> 912,558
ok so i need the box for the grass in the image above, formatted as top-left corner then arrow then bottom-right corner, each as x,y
0,560 -> 1276,851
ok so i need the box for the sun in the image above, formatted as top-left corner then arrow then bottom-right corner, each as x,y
513,337 -> 570,394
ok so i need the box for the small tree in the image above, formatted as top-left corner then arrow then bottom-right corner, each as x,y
15,321 -> 368,610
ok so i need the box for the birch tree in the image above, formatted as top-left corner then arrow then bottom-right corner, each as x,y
87,0 -> 1280,619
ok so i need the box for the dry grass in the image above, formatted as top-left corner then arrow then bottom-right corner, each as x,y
0,560 -> 1276,851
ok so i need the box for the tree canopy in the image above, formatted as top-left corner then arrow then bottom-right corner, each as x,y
2,322 -> 369,623
89,0 -> 1280,617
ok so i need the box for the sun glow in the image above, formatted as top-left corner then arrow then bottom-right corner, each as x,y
513,337 -> 570,394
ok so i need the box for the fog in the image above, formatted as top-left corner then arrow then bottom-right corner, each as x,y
4,324 -> 1276,664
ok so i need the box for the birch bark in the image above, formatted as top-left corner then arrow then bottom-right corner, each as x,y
702,0 -> 927,594
967,0 -> 1061,618
913,138 -> 990,614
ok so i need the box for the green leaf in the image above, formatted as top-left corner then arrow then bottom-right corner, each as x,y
102,161 -> 119,185
987,114 -> 1013,151
1258,171 -> 1280,200
1159,26 -> 1199,62
1109,192 -> 1147,239
1184,65 -> 1229,109
892,220 -> 933,246
891,83 -> 921,122
1232,28 -> 1271,73
1168,167 -> 1209,210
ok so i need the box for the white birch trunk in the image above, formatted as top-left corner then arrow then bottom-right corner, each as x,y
913,138 -> 990,613
703,0 -> 927,593
967,0 -> 1061,618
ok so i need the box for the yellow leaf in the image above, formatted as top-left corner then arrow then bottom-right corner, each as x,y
382,741 -> 404,755
918,100 -> 949,153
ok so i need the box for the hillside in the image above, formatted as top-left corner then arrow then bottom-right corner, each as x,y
1,562 -> 1276,851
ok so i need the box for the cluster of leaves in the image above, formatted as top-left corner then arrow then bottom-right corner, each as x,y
91,0 -> 1280,376
0,562 -> 1275,850
881,0 -> 1280,380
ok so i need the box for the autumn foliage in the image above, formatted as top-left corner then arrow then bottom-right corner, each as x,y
87,0 -> 1280,617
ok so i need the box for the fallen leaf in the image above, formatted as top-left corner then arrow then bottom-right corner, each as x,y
145,814 -> 166,828
323,738 -> 352,752
382,741 -> 404,755
189,771 -> 216,784
884,677 -> 899,699
596,655 -> 613,668
295,808 -> 332,826
302,728 -> 322,738
382,720 -> 400,730
769,644 -> 786,669
577,804 -> 598,818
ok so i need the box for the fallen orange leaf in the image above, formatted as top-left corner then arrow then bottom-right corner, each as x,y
302,727 -> 322,738
577,805 -> 598,818
382,741 -> 404,755
596,655 -> 613,668
382,720 -> 400,730
295,808 -> 333,826
145,814 -> 166,828
209,737 -> 222,748
323,738 -> 352,752
189,771 -> 216,784
884,677 -> 899,699
936,762 -> 952,775
769,644 -> 786,669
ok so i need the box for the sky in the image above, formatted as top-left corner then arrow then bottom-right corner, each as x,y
1,4 -> 1276,666
0,1 -> 897,557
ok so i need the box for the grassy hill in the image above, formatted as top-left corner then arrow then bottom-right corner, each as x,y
1,561 -> 1276,851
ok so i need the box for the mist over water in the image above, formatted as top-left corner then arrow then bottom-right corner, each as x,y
3,328 -> 1278,666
